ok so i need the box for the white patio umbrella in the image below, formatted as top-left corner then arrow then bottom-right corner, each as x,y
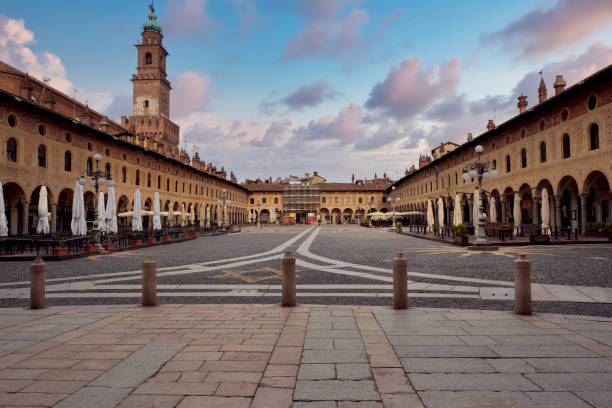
0,182 -> 7,237
489,195 -> 497,223
206,206 -> 211,227
541,188 -> 550,234
513,192 -> 521,235
180,203 -> 186,227
437,197 -> 445,228
105,182 -> 118,233
189,207 -> 195,225
132,188 -> 143,232
199,204 -> 205,226
71,182 -> 87,236
453,194 -> 462,225
97,191 -> 106,233
36,186 -> 50,234
426,200 -> 434,232
152,192 -> 162,230
473,188 -> 480,236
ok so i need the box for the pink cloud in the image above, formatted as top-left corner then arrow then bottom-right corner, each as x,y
165,0 -> 215,37
170,70 -> 211,118
365,56 -> 461,121
281,78 -> 336,111
293,102 -> 364,142
481,0 -> 612,60
283,1 -> 369,60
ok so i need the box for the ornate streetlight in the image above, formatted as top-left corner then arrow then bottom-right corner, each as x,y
255,201 -> 262,228
462,144 -> 498,246
218,188 -> 231,227
80,153 -> 107,251
389,186 -> 400,228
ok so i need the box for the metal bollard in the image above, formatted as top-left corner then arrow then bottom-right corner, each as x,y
142,256 -> 157,307
30,257 -> 46,309
282,251 -> 296,306
514,254 -> 531,315
392,253 -> 408,309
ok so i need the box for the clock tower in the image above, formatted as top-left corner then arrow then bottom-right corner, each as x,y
122,2 -> 179,155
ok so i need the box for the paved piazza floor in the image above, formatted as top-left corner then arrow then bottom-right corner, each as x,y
0,225 -> 611,315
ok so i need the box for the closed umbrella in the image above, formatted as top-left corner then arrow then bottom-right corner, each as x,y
105,183 -> 118,233
189,207 -> 195,225
206,206 -> 211,227
437,197 -> 445,228
453,194 -> 462,225
97,191 -> 106,233
199,204 -> 205,226
513,192 -> 521,235
180,203 -> 186,227
71,182 -> 87,236
132,188 -> 143,232
426,200 -> 434,232
541,189 -> 550,234
0,182 -> 7,236
152,192 -> 161,230
473,188 -> 480,236
489,195 -> 497,223
36,186 -> 50,234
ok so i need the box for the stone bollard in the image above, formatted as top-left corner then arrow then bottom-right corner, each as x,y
30,257 -> 46,309
142,256 -> 157,307
393,252 -> 408,309
282,252 -> 296,306
514,254 -> 531,315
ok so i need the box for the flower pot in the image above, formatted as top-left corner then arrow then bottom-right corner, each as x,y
454,236 -> 468,246
84,245 -> 99,253
148,238 -> 157,244
102,243 -> 115,251
163,235 -> 172,242
52,247 -> 68,256
131,239 -> 142,247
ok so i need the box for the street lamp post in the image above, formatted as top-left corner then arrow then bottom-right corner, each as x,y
389,186 -> 400,229
462,144 -> 498,246
80,153 -> 107,251
218,188 -> 231,228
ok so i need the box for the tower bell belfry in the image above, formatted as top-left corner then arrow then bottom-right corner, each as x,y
121,2 -> 180,155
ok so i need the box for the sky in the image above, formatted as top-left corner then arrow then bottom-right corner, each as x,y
1,0 -> 611,182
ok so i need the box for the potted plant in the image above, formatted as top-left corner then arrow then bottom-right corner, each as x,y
102,236 -> 115,251
130,232 -> 142,247
396,221 -> 403,233
452,223 -> 468,246
51,232 -> 69,256
148,235 -> 157,244
84,230 -> 99,253
163,232 -> 172,242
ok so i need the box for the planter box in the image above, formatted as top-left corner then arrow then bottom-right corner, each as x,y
148,238 -> 157,244
163,235 -> 172,242
454,236 -> 468,246
131,239 -> 142,247
585,231 -> 612,238
52,247 -> 68,256
102,243 -> 115,251
84,245 -> 99,253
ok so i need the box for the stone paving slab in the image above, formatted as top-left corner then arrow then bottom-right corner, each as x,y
0,305 -> 609,407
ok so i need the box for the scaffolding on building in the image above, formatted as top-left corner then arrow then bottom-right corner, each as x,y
282,182 -> 320,223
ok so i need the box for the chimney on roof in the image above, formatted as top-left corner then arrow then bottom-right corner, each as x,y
313,171 -> 318,177
351,173 -> 355,184
467,133 -> 473,142
538,76 -> 547,103
517,94 -> 528,113
553,75 -> 566,95
487,120 -> 495,131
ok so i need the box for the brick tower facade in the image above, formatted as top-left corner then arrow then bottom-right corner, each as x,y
121,3 -> 179,156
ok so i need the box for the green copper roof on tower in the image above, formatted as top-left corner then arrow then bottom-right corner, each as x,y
143,1 -> 162,33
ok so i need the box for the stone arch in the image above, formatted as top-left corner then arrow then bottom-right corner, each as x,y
56,188 -> 74,233
582,170 -> 611,225
331,208 -> 341,224
2,181 -> 27,234
320,208 -> 330,224
557,175 -> 580,229
342,208 -> 353,223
